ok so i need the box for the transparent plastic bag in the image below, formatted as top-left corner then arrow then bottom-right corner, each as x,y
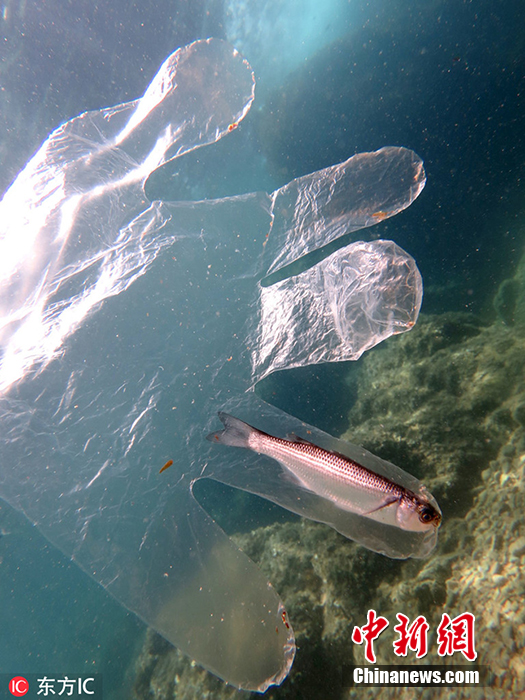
0,38 -> 431,691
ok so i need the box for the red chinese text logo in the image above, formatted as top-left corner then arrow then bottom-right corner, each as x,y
437,612 -> 477,661
352,609 -> 389,663
352,610 -> 477,662
393,613 -> 430,658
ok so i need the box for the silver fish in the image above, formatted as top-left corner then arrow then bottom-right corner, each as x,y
207,412 -> 441,533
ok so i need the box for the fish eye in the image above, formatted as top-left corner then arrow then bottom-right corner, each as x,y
419,507 -> 435,523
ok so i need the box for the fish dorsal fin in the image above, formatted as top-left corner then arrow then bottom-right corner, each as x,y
287,432 -> 316,446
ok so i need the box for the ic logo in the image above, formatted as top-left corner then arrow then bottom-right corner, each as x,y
9,677 -> 29,696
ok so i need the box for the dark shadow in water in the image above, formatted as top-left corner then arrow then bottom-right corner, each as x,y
255,361 -> 360,437
192,479 -> 299,536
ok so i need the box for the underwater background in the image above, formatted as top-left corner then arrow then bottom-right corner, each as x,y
0,0 -> 524,698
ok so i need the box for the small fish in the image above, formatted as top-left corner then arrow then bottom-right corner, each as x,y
207,412 -> 441,533
159,459 -> 173,474
371,210 -> 389,220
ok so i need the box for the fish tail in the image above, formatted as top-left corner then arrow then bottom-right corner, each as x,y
206,412 -> 255,448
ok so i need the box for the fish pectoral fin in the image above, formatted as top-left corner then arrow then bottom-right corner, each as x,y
363,496 -> 401,516
279,468 -> 316,493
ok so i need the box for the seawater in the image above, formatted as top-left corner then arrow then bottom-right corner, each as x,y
0,0 -> 523,698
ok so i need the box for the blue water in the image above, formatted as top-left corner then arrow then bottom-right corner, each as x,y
0,0 -> 523,697
0,502 -> 142,698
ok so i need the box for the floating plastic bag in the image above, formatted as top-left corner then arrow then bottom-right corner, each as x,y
0,38 -> 431,691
